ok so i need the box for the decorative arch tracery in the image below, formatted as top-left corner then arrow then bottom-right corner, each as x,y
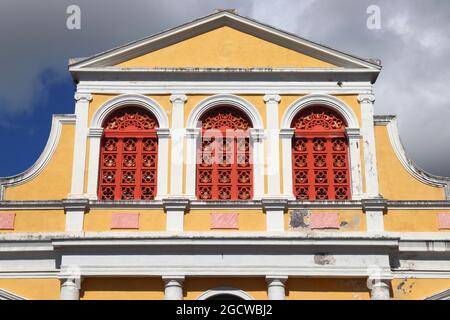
98,107 -> 159,200
291,106 -> 351,200
196,107 -> 253,200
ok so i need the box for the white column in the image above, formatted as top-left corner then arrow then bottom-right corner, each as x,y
63,199 -> 88,232
280,128 -> 295,199
264,95 -> 281,197
86,127 -> 103,200
60,277 -> 81,300
69,93 -> 92,199
367,277 -> 391,300
156,128 -> 170,199
262,199 -> 286,232
170,95 -> 187,197
163,199 -> 189,232
362,199 -> 386,232
358,94 -> 380,198
346,128 -> 363,200
185,128 -> 200,199
266,276 -> 287,300
250,129 -> 265,200
163,276 -> 185,300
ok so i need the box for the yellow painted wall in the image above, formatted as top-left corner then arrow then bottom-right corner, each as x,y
81,277 -> 164,300
184,277 -> 268,300
285,209 -> 366,232
384,210 -> 447,232
392,278 -> 450,300
0,278 -> 60,300
287,278 -> 370,300
0,210 -> 65,233
185,209 -> 265,232
4,124 -> 75,200
116,26 -> 336,69
83,209 -> 166,232
375,125 -> 446,200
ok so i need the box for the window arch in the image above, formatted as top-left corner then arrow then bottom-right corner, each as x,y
196,107 -> 253,200
291,106 -> 351,200
98,107 -> 159,200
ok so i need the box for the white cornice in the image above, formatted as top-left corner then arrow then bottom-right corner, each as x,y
0,114 -> 76,200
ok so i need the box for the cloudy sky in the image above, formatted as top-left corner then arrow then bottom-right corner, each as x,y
0,0 -> 449,178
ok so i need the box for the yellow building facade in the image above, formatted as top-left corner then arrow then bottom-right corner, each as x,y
0,11 -> 449,300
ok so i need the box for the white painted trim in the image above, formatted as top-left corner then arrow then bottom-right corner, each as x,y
169,95 -> 187,197
196,287 -> 255,300
69,11 -> 380,70
0,288 -> 27,300
264,95 -> 282,196
280,94 -> 361,200
376,116 -> 449,193
185,95 -> 264,200
0,114 -> 76,200
87,94 -> 170,200
425,288 -> 450,300
77,81 -> 374,95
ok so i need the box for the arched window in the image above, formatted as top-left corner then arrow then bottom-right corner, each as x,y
291,107 -> 351,200
98,107 -> 159,200
196,107 -> 253,200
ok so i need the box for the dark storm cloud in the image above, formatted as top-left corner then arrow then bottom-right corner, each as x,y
0,0 -> 449,176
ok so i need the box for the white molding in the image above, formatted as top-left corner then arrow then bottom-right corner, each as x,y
87,94 -> 170,200
0,288 -> 27,300
425,288 -> 450,300
68,11 -> 380,70
196,287 -> 255,300
185,95 -> 264,200
0,114 -> 76,200
375,115 -> 449,193
77,81 -> 374,95
280,94 -> 361,200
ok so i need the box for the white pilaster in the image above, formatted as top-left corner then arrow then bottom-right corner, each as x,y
362,199 -> 386,232
280,128 -> 295,199
358,94 -> 380,198
185,128 -> 200,199
250,129 -> 265,200
163,276 -> 185,300
264,95 -> 282,197
69,93 -> 92,199
266,276 -> 288,300
60,277 -> 81,300
156,128 -> 170,199
163,199 -> 189,232
63,199 -> 88,232
170,95 -> 187,197
86,127 -> 103,200
346,128 -> 363,199
262,199 -> 287,232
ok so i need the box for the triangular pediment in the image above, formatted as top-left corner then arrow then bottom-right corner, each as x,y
69,11 -> 381,71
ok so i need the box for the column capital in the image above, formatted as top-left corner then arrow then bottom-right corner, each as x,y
88,127 -> 104,138
367,276 -> 392,300
170,94 -> 188,103
264,94 -> 281,103
156,128 -> 171,138
279,128 -> 295,138
74,92 -> 93,102
345,128 -> 362,139
249,128 -> 265,142
185,128 -> 200,138
265,276 -> 288,284
162,275 -> 185,284
358,94 -> 376,104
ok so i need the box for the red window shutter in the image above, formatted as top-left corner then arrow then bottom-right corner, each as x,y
291,107 -> 351,200
98,108 -> 159,200
196,107 -> 253,201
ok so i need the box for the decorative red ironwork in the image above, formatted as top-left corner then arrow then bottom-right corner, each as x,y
196,107 -> 253,200
292,107 -> 351,200
98,108 -> 158,200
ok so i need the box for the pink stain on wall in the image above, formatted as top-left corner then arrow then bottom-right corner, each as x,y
111,212 -> 140,229
0,213 -> 15,230
310,212 -> 340,230
211,213 -> 239,229
437,213 -> 450,230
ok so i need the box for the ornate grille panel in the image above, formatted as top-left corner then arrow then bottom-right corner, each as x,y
196,108 -> 253,200
292,107 -> 351,200
98,108 -> 158,200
